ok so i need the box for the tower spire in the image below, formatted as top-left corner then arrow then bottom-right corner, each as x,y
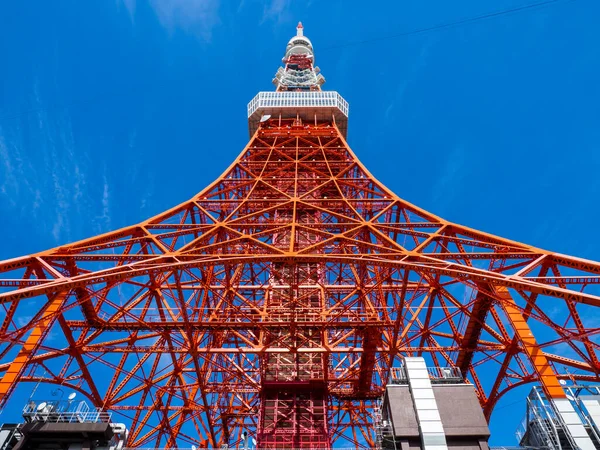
249,23 -> 347,137
271,23 -> 324,91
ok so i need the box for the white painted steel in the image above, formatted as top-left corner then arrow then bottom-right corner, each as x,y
581,396 -> 600,438
248,91 -> 349,118
553,398 -> 596,450
404,357 -> 448,450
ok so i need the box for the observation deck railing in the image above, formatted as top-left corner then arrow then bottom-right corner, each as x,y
248,91 -> 349,118
389,365 -> 463,384
247,91 -> 349,138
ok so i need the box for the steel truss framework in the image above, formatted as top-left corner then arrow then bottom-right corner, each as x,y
1,119 -> 600,448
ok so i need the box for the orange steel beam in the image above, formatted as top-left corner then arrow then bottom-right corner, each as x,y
0,119 -> 599,447
497,286 -> 566,399
0,290 -> 68,403
4,19 -> 599,444
3,255 -> 600,306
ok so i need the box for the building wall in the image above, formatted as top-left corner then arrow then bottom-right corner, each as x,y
432,385 -> 490,438
385,385 -> 419,438
383,383 -> 490,450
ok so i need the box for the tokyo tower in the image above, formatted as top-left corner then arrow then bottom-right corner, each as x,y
1,22 -> 600,449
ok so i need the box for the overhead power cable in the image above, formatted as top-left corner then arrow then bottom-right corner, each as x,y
321,0 -> 574,50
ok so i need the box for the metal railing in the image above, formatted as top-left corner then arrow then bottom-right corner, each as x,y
516,403 -> 562,449
389,365 -> 463,384
248,91 -> 349,118
22,399 -> 111,424
516,387 -> 579,450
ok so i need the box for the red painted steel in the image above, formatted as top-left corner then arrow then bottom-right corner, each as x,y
1,29 -> 600,449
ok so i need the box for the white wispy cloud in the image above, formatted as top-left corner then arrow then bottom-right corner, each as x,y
0,130 -> 16,202
118,0 -> 221,40
0,125 -> 39,213
102,176 -> 110,223
150,0 -> 221,40
127,129 -> 152,212
31,189 -> 42,212
431,144 -> 467,216
120,0 -> 137,21
95,171 -> 112,233
140,173 -> 154,212
42,107 -> 72,243
30,80 -> 91,244
261,0 -> 292,24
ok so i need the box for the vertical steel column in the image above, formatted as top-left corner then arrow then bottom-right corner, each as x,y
256,148 -> 330,449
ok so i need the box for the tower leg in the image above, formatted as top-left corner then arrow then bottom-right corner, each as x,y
498,286 -> 595,450
498,286 -> 565,399
0,291 -> 68,406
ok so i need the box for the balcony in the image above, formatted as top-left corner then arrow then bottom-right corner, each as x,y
247,91 -> 349,138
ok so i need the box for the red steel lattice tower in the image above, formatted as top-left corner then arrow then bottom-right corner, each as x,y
1,23 -> 600,448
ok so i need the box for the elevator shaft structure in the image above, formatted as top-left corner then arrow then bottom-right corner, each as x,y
1,23 -> 600,449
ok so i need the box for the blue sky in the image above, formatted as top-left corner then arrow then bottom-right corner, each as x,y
1,0 -> 599,444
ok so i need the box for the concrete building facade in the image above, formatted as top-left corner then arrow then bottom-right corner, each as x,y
379,358 -> 490,450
